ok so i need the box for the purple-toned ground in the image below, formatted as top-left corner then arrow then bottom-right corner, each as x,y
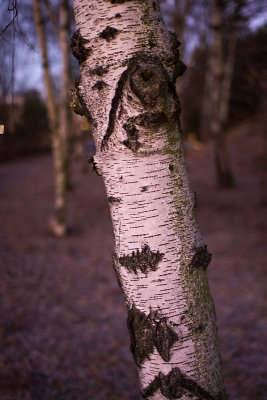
0,117 -> 266,400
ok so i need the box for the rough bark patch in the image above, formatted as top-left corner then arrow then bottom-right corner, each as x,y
107,196 -> 121,204
119,244 -> 164,274
129,63 -> 167,106
168,31 -> 187,81
142,367 -> 219,399
99,26 -> 120,41
127,306 -> 178,366
101,53 -> 176,150
93,81 -> 108,90
122,122 -> 140,152
189,245 -> 212,271
71,29 -> 92,65
69,89 -> 84,116
88,157 -> 101,176
89,66 -> 109,76
74,79 -> 96,126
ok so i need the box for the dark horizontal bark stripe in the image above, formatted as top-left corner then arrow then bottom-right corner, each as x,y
142,367 -> 219,400
119,244 -> 164,274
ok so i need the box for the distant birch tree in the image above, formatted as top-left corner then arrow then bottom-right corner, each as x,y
71,1 -> 226,399
33,0 -> 71,236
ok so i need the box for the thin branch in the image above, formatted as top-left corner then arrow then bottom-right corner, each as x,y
0,0 -> 18,37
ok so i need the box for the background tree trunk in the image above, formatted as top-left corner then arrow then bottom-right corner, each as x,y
204,0 -> 235,188
72,0 -> 226,398
33,0 -> 70,236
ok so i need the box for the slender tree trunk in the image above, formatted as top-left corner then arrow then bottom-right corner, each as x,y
207,0 -> 234,188
33,0 -> 68,236
72,1 -> 226,399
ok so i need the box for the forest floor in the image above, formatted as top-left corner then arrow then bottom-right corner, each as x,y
0,116 -> 266,400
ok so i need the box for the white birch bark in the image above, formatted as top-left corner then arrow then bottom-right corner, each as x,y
72,1 -> 226,399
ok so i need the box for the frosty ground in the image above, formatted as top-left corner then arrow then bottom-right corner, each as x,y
0,117 -> 266,400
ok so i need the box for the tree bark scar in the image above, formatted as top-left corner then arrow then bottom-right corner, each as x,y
99,26 -> 120,41
127,305 -> 179,366
71,29 -> 92,65
69,88 -> 84,116
168,31 -> 187,82
119,244 -> 164,274
74,79 -> 96,127
93,80 -> 108,90
88,156 -> 101,176
142,367 -> 219,399
107,196 -> 121,204
122,122 -> 140,151
189,245 -> 212,271
89,66 -> 109,76
101,53 -> 175,151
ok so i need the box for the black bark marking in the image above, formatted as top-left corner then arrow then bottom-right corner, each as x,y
107,196 -> 121,204
152,1 -> 157,11
71,29 -> 92,65
73,79 -> 96,126
131,112 -> 167,127
101,53 -> 176,150
169,164 -> 174,171
168,31 -> 187,81
99,26 -> 120,41
154,316 -> 179,362
88,156 -> 101,176
127,305 -> 155,366
127,306 -> 179,366
101,64 -> 129,150
119,244 -> 164,274
93,80 -> 107,90
89,66 -> 109,76
130,63 -> 167,106
69,88 -> 84,116
141,186 -> 148,192
115,13 -> 121,18
142,367 -> 220,400
122,122 -> 140,152
189,245 -> 212,271
195,322 -> 205,333
112,254 -> 124,292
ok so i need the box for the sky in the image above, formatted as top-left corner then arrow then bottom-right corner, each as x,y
0,0 -> 266,99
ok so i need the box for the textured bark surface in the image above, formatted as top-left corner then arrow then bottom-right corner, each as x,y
72,0 -> 225,398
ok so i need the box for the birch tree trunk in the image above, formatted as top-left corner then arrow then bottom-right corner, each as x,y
72,1 -> 226,398
33,0 -> 70,236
